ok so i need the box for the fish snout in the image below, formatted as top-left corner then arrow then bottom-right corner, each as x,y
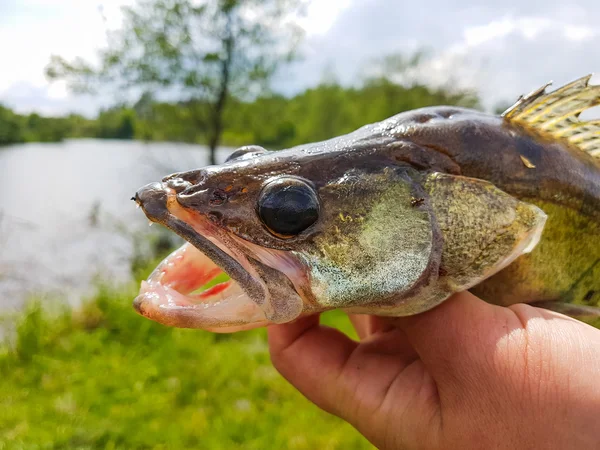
133,182 -> 170,222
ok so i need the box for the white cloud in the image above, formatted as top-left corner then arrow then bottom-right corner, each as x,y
564,25 -> 597,41
298,0 -> 352,36
463,16 -> 597,46
46,80 -> 69,100
413,16 -> 599,108
463,17 -> 517,47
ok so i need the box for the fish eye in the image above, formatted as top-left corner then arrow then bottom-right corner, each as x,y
226,145 -> 267,162
257,178 -> 320,238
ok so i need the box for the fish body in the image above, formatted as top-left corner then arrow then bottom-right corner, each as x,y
133,75 -> 600,331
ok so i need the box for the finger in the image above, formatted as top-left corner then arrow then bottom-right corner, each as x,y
348,314 -> 371,339
392,291 -> 512,380
267,315 -> 358,415
348,314 -> 397,340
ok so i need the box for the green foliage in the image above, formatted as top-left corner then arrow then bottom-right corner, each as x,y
0,105 -> 25,145
0,104 -> 141,144
220,78 -> 480,149
0,264 -> 369,449
96,107 -> 137,140
134,101 -> 203,142
14,302 -> 47,362
64,114 -> 100,138
0,105 -> 82,145
1,73 -> 480,148
121,75 -> 481,148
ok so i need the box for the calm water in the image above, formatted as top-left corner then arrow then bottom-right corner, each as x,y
0,139 -> 233,309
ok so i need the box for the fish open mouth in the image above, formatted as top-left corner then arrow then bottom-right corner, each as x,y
132,182 -> 272,332
134,242 -> 270,332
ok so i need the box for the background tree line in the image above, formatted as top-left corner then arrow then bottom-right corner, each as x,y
0,75 -> 479,149
0,105 -> 77,145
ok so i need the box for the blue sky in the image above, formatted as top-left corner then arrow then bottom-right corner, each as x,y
0,0 -> 598,116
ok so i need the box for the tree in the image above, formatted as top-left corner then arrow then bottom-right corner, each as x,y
46,0 -> 304,164
96,107 -> 137,139
0,104 -> 23,145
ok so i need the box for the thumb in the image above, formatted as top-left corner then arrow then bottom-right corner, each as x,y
392,291 -> 512,384
267,315 -> 358,417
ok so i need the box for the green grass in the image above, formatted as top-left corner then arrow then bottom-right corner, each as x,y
0,274 -> 372,449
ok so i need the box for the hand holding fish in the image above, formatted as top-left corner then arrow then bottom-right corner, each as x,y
131,75 -> 600,447
268,292 -> 600,450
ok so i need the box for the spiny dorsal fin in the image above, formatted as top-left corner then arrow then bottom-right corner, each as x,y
502,75 -> 600,159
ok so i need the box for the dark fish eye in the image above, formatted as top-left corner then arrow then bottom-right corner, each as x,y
226,145 -> 268,162
258,178 -> 319,238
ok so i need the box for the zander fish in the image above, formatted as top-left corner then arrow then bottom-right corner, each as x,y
133,75 -> 600,332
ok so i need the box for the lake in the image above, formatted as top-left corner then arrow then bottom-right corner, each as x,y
0,139 -> 234,310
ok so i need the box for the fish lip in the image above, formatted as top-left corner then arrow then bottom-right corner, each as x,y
134,182 -> 265,306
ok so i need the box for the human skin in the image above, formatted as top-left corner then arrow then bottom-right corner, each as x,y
268,292 -> 600,449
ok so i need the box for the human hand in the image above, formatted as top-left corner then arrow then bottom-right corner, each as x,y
268,292 -> 600,449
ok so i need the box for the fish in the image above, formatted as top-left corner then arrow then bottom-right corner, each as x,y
132,74 -> 600,332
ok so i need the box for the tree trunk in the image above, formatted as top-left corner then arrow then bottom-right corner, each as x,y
207,13 -> 234,165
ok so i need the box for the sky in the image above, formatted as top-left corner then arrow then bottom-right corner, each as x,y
0,0 -> 598,116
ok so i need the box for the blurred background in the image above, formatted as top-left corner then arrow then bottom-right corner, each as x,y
0,0 -> 598,448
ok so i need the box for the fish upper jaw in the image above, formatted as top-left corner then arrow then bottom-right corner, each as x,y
132,181 -> 308,331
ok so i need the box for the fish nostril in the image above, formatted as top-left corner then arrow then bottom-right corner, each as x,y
209,189 -> 228,206
165,177 -> 193,193
163,169 -> 205,184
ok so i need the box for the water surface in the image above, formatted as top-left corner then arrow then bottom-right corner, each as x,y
0,139 -> 233,309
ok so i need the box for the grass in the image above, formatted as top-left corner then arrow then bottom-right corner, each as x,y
0,264 -> 372,449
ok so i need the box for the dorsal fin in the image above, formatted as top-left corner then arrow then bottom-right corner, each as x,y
502,75 -> 600,159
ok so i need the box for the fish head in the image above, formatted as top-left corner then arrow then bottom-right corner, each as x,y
133,138 -> 443,332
